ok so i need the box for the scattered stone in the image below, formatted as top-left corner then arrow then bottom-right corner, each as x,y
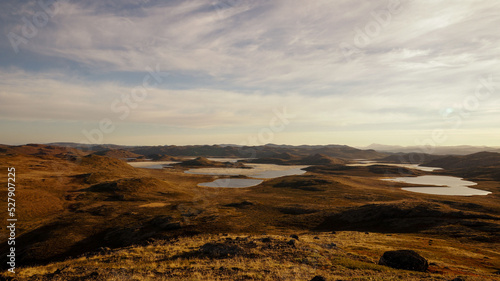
290,234 -> 299,240
323,243 -> 337,249
378,250 -> 428,272
310,276 -> 326,281
199,242 -> 244,258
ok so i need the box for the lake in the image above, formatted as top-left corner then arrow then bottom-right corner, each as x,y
128,161 -> 179,169
198,178 -> 264,188
130,160 -> 491,195
187,164 -> 308,188
128,160 -> 307,188
383,175 -> 492,196
185,164 -> 308,178
347,162 -> 442,172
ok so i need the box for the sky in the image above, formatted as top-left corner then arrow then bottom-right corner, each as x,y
0,0 -> 499,147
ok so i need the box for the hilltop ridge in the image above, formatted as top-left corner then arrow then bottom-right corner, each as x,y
1,143 -> 499,280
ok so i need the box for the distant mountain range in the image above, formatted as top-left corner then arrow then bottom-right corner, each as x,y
0,141 -> 488,160
46,142 -> 500,156
43,143 -> 387,160
358,144 -> 500,155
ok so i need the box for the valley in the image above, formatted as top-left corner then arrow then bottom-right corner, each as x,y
1,143 -> 499,280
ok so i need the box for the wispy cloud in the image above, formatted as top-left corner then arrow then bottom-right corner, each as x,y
1,0 -> 499,145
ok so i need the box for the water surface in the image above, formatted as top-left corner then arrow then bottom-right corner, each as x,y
198,178 -> 264,188
128,161 -> 179,169
383,175 -> 491,196
187,164 -> 308,188
348,162 -> 441,172
185,164 -> 308,178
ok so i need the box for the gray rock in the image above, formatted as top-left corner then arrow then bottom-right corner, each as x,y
378,250 -> 428,272
199,242 -> 244,258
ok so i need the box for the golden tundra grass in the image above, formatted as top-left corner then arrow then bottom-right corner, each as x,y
1,152 -> 500,280
11,232 -> 500,280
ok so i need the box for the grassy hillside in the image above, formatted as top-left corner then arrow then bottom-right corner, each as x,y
423,152 -> 500,170
5,232 -> 500,280
1,144 -> 499,280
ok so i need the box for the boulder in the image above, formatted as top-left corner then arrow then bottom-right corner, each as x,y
378,250 -> 428,272
198,242 -> 244,258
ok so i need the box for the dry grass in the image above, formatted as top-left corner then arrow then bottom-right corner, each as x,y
1,150 -> 499,280
6,232 -> 499,280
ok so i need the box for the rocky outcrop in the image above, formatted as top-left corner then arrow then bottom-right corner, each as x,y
378,250 -> 428,272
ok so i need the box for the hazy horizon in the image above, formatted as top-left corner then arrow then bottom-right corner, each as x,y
2,141 -> 500,151
1,0 -> 499,146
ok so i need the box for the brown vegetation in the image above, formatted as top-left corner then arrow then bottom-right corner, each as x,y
1,144 -> 499,280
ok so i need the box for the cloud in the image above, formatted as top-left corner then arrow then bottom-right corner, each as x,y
1,0 -> 499,145
4,1 -> 499,90
1,68 -> 497,136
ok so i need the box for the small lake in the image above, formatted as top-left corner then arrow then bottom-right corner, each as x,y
128,161 -> 307,188
383,175 -> 492,196
186,164 -> 308,178
198,178 -> 264,188
188,164 -> 308,188
347,162 -> 442,172
128,161 -> 179,169
206,158 -> 250,163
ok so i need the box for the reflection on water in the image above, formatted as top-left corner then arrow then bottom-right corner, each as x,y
186,164 -> 307,177
383,175 -> 491,196
206,158 -> 250,163
128,161 -> 179,169
187,164 -> 308,188
198,178 -> 264,188
129,161 -> 307,188
347,162 -> 442,172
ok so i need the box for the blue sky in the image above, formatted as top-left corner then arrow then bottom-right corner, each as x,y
1,0 -> 499,146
